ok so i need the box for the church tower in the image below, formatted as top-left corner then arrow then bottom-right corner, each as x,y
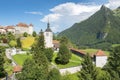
44,20 -> 53,48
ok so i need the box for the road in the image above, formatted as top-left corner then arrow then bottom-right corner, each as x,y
59,66 -> 82,75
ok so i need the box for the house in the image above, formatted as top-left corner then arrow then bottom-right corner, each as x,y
5,26 -> 16,34
15,23 -> 33,35
0,26 -> 6,34
94,50 -> 107,68
70,48 -> 107,68
53,40 -> 60,51
13,65 -> 22,73
0,23 -> 33,35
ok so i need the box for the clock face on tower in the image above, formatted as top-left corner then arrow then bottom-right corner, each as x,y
46,33 -> 49,36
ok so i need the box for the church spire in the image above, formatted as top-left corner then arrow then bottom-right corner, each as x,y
45,18 -> 52,32
47,18 -> 50,28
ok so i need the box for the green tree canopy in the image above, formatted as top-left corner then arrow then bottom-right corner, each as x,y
78,53 -> 97,80
44,48 -> 54,62
104,46 -> 120,79
32,31 -> 37,37
56,43 -> 71,64
48,68 -> 61,80
23,32 -> 28,37
17,38 -> 21,48
9,40 -> 17,47
0,46 -> 6,78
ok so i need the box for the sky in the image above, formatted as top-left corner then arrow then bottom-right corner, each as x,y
0,0 -> 120,33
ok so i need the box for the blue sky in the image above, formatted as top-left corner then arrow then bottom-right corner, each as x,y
0,0 -> 119,33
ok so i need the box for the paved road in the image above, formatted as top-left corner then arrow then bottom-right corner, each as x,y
5,49 -> 17,66
59,66 -> 82,75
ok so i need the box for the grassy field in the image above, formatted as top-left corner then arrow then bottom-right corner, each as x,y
81,49 -> 110,56
62,72 -> 79,80
112,44 -> 120,47
21,36 -> 35,49
52,53 -> 82,69
12,54 -> 32,66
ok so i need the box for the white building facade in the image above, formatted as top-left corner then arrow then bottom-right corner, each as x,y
0,23 -> 33,35
95,50 -> 107,68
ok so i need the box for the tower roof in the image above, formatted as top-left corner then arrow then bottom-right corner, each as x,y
95,50 -> 106,56
45,20 -> 52,32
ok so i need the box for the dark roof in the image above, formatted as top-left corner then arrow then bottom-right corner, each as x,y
45,22 -> 52,32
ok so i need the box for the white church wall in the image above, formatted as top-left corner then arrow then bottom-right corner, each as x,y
44,32 -> 53,48
95,56 -> 107,68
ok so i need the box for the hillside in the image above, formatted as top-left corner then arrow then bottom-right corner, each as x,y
58,5 -> 120,50
114,6 -> 120,17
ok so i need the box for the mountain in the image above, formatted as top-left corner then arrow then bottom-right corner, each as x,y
113,6 -> 120,17
58,5 -> 120,50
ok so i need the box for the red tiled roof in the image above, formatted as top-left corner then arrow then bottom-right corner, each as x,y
70,48 -> 86,55
6,26 -> 15,29
13,65 -> 22,73
0,26 -> 4,29
53,40 -> 59,44
95,50 -> 106,56
16,23 -> 29,27
29,24 -> 33,26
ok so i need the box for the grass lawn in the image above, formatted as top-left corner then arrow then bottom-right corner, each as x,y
62,72 -> 79,80
112,44 -> 120,47
52,53 -> 82,69
21,36 -> 35,49
12,54 -> 32,66
81,49 -> 110,56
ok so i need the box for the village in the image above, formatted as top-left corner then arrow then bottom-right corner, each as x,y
0,21 -> 109,80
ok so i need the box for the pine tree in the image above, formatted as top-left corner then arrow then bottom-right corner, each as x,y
32,31 -> 37,37
48,68 -> 61,80
44,48 -> 54,62
0,47 -> 6,78
16,59 -> 37,80
17,38 -> 21,48
104,46 -> 120,79
17,31 -> 49,80
32,31 -> 49,80
78,53 -> 97,80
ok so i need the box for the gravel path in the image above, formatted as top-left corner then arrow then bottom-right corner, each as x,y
59,66 -> 82,75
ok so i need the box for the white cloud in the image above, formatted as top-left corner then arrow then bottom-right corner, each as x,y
25,11 -> 43,15
108,0 -> 120,9
41,13 -> 62,22
41,1 -> 120,32
41,2 -> 100,32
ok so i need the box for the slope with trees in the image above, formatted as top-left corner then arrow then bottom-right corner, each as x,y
58,5 -> 120,50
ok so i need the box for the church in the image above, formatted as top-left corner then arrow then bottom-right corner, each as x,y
41,21 -> 53,48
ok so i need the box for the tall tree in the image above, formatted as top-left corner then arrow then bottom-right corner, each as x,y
16,59 -> 37,80
56,43 -> 71,64
23,32 -> 28,37
48,68 -> 61,80
32,31 -> 49,80
60,36 -> 68,45
17,38 -> 21,48
17,31 -> 49,80
104,46 -> 120,80
0,46 -> 6,78
32,31 -> 37,37
44,48 -> 54,62
78,53 -> 97,80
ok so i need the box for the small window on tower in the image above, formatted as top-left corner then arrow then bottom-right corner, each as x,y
46,33 -> 49,36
